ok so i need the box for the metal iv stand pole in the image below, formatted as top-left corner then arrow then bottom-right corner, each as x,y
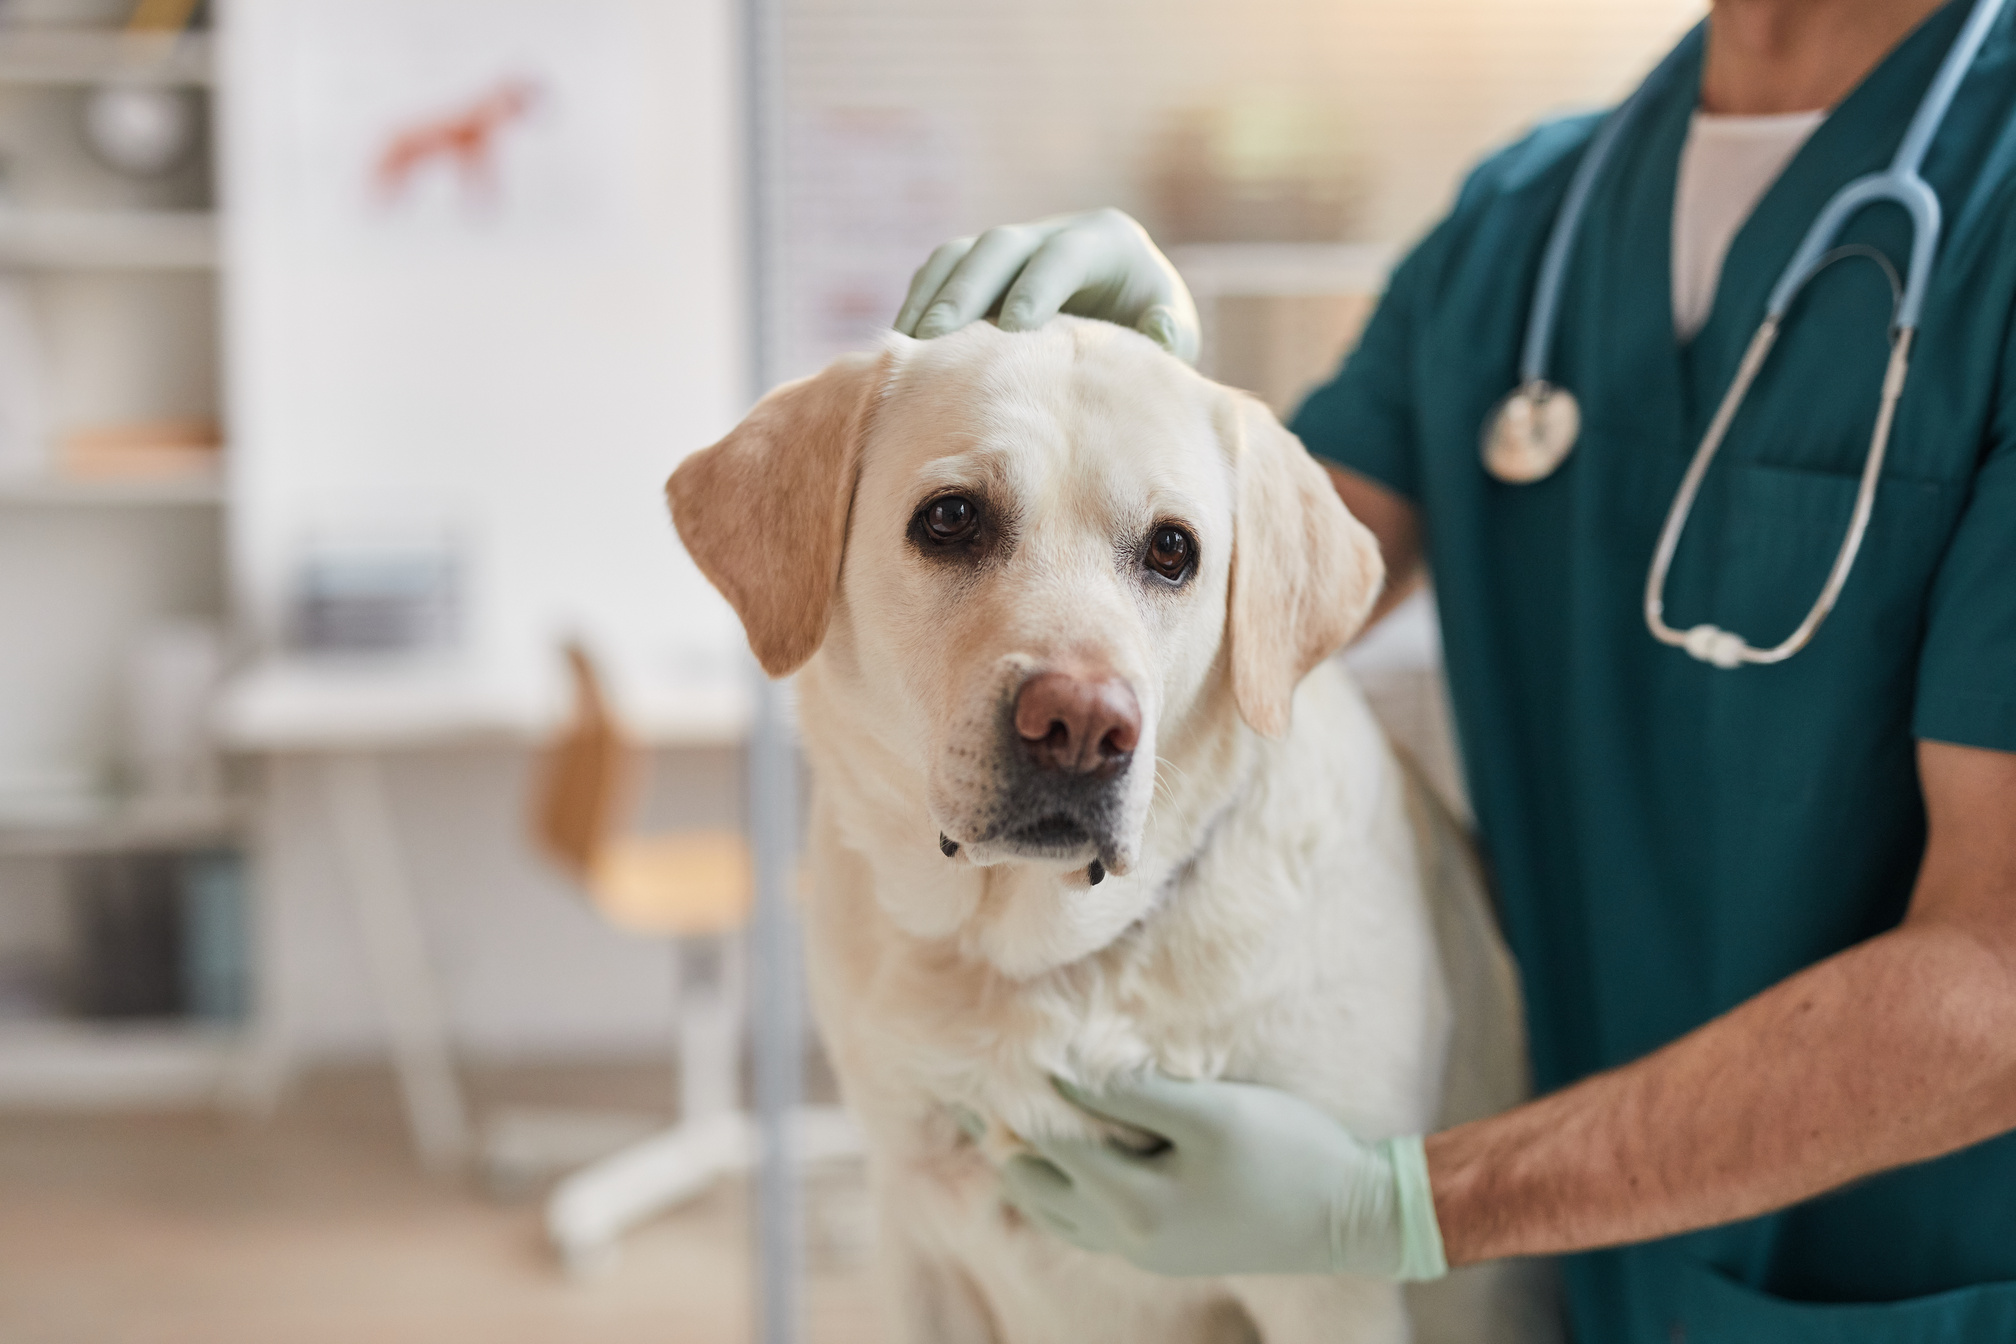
742,0 -> 802,1337
748,683 -> 803,1344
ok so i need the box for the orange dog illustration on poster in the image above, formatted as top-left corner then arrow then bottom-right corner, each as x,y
374,77 -> 543,210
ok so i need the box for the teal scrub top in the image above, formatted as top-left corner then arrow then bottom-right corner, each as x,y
1291,4 -> 2016,1340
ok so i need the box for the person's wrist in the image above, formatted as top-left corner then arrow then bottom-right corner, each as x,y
1319,1130 -> 1448,1280
1385,1134 -> 1450,1281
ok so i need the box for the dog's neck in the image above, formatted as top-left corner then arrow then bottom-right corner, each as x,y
794,651 -> 1263,980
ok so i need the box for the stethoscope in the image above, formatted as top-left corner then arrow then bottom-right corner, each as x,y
1481,0 -> 2006,668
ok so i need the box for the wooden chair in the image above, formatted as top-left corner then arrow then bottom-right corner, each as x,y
531,643 -> 751,938
521,645 -> 855,1273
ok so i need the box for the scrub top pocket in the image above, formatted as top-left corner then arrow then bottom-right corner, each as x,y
1698,461 -> 1958,661
1662,1253 -> 2016,1344
1676,461 -> 1960,819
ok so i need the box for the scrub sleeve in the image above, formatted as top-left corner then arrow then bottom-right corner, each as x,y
1915,426 -> 2016,752
1292,242 -> 1432,506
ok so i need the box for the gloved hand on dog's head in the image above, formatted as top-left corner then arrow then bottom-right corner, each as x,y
894,209 -> 1200,365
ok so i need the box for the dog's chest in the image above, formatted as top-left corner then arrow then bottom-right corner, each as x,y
811,811 -> 1437,1166
800,665 -> 1446,1162
849,915 -> 1267,1168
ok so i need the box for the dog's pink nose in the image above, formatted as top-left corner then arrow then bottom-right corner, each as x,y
1014,671 -> 1141,776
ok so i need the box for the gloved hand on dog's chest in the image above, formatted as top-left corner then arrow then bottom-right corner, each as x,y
1001,1073 -> 1448,1281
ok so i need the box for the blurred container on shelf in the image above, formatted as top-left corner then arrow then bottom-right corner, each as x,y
178,846 -> 246,1021
1149,97 -> 1378,415
81,82 -> 196,175
61,845 -> 247,1022
1152,95 -> 1368,246
291,529 -> 463,656
120,0 -> 201,33
69,847 -> 182,1018
58,415 -> 217,478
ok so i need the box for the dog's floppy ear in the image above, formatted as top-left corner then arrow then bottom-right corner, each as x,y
668,349 -> 892,676
1223,390 -> 1385,738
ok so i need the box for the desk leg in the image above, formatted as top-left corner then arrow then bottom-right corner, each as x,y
233,757 -> 305,1120
321,751 -> 471,1174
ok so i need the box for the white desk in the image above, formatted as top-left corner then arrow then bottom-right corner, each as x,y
215,654 -> 751,1172
219,655 -> 753,752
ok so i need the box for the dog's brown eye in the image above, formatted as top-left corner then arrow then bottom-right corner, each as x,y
1146,525 -> 1195,581
923,494 -> 980,543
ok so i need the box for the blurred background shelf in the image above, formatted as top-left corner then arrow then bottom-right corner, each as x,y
0,793 -> 247,857
0,1018 -> 239,1108
1168,242 -> 1398,298
0,208 -> 217,268
0,471 -> 224,505
1167,243 -> 1398,415
0,28 -> 212,86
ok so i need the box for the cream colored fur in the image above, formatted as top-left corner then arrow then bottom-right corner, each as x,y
669,318 -> 1545,1343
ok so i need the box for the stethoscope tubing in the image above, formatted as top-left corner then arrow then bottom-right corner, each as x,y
1644,324 -> 1913,667
1513,0 -> 2005,667
1769,0 -> 2008,328
1516,29 -> 1703,389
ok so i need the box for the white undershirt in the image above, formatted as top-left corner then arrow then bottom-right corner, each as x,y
1671,109 -> 1826,340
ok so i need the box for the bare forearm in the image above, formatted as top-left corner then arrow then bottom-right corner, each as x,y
1323,462 -> 1423,629
1427,918 -> 2016,1264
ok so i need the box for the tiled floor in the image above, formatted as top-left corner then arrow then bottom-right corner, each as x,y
0,1065 -> 881,1344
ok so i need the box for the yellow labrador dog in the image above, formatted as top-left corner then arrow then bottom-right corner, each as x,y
669,318 -> 1537,1343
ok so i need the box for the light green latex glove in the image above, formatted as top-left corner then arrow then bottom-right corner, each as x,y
1001,1074 -> 1447,1281
893,208 -> 1201,364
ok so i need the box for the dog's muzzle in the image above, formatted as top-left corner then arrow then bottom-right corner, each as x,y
967,669 -> 1141,869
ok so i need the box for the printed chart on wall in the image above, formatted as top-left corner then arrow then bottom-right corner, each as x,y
227,0 -> 748,726
277,0 -> 644,253
779,108 -> 960,382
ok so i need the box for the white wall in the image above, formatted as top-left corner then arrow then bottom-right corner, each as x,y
223,0 -> 747,683
219,0 -> 751,1065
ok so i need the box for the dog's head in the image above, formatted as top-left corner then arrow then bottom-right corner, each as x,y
670,319 -> 1382,920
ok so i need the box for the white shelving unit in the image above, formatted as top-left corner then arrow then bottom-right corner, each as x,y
0,13 -> 240,1111
0,794 -> 245,858
0,470 -> 222,504
0,207 -> 217,268
0,28 -> 211,86
1168,241 -> 1395,382
1167,241 -> 1397,298
0,1018 -> 240,1108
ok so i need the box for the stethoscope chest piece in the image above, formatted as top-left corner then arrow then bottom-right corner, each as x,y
1483,381 -> 1581,483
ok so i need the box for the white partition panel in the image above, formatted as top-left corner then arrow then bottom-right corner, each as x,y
222,0 -> 745,709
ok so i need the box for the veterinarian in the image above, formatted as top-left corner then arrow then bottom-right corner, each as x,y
892,0 -> 2016,1337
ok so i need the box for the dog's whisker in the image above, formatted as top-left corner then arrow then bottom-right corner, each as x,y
1152,755 -> 1193,805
